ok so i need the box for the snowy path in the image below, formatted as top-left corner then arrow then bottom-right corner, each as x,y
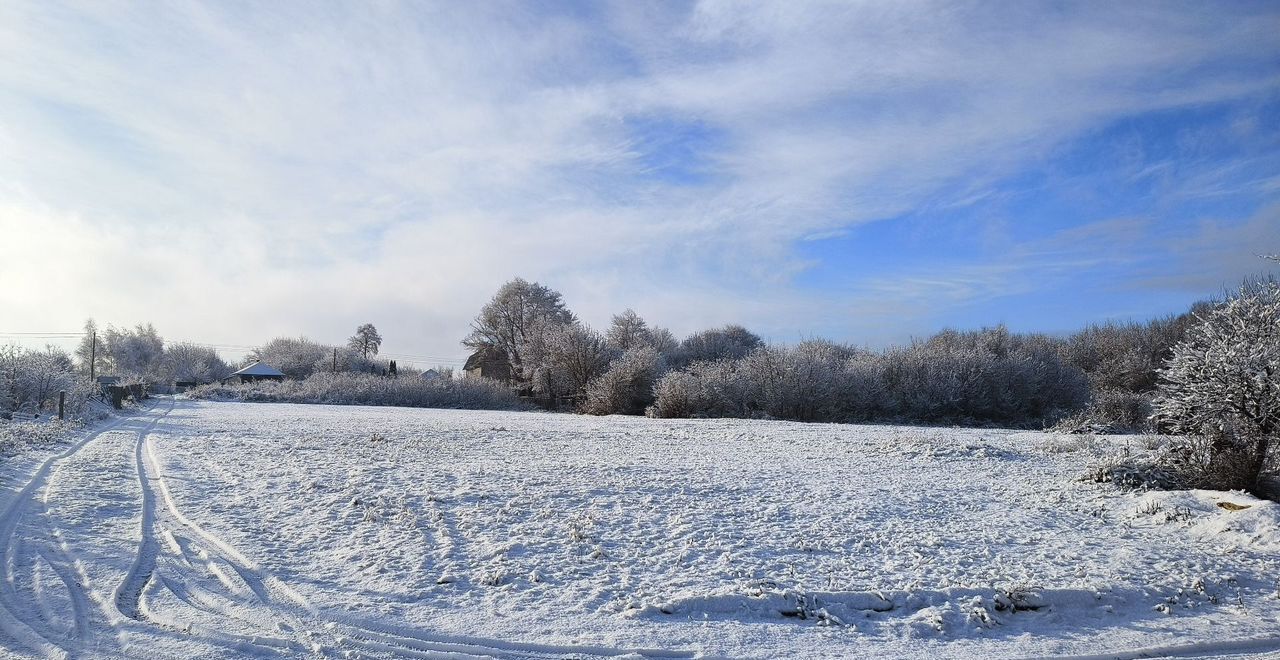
0,398 -> 1278,658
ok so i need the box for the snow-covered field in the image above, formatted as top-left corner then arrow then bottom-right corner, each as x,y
1,398 -> 1278,659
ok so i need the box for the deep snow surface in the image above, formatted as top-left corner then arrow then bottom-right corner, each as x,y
0,398 -> 1277,659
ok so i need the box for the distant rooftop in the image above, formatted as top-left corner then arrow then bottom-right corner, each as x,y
232,361 -> 286,377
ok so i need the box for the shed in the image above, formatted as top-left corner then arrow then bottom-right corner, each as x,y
463,345 -> 512,383
227,361 -> 286,384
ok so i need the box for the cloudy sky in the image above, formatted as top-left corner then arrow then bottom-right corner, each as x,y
2,1 -> 1278,366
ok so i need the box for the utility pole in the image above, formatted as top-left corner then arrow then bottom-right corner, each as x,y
333,348 -> 338,373
89,331 -> 97,382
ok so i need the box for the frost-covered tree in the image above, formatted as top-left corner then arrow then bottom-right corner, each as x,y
648,326 -> 679,356
674,324 -> 762,366
101,323 -> 165,380
0,345 -> 79,414
464,278 -> 575,383
607,309 -> 651,352
522,321 -> 610,403
250,337 -> 329,380
1155,279 -> 1280,492
349,323 -> 383,359
162,343 -> 231,384
73,318 -> 109,378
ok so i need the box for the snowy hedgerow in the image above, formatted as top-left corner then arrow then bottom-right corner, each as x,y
651,326 -> 1087,426
1154,279 -> 1280,493
737,340 -> 855,421
1060,311 -> 1204,394
190,371 -> 524,411
1052,389 -> 1153,434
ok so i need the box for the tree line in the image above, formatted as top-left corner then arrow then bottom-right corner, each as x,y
464,274 -> 1276,493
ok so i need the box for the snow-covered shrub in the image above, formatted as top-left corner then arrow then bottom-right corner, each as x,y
1155,279 -> 1279,493
521,321 -> 611,403
875,327 -> 1088,426
647,370 -> 703,418
651,326 -> 1086,426
584,345 -> 664,415
1083,453 -> 1184,491
1052,389 -> 1153,434
737,340 -> 854,421
189,371 -> 524,411
0,345 -> 91,418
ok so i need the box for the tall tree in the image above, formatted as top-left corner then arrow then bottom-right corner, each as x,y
464,278 -> 575,382
349,323 -> 383,359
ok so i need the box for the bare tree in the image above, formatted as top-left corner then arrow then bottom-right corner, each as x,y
349,323 -> 383,359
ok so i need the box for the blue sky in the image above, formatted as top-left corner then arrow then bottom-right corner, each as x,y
1,1 -> 1278,364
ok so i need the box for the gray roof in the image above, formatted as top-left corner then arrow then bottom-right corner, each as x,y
232,361 -> 286,377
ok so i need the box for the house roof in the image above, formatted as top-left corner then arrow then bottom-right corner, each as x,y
232,361 -> 286,377
463,345 -> 507,371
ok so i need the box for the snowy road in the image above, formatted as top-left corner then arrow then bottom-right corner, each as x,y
0,398 -> 1278,658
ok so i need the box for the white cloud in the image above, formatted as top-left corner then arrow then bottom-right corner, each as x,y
1,1 -> 1277,361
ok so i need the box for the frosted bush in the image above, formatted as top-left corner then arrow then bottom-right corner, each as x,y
1155,279 -> 1279,493
584,345 -> 663,415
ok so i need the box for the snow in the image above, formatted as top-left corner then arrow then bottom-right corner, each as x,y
1,397 -> 1278,659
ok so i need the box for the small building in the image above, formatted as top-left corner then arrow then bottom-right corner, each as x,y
226,361 -> 286,384
421,369 -> 442,382
463,345 -> 512,382
96,375 -> 121,396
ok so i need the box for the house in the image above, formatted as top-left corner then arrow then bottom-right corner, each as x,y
226,361 -> 286,384
463,345 -> 512,382
421,369 -> 442,382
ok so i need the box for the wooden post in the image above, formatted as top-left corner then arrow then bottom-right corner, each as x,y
58,391 -> 65,420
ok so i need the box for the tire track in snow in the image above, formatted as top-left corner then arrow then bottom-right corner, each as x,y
112,396 -> 314,655
110,400 -> 170,622
0,401 -> 145,659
